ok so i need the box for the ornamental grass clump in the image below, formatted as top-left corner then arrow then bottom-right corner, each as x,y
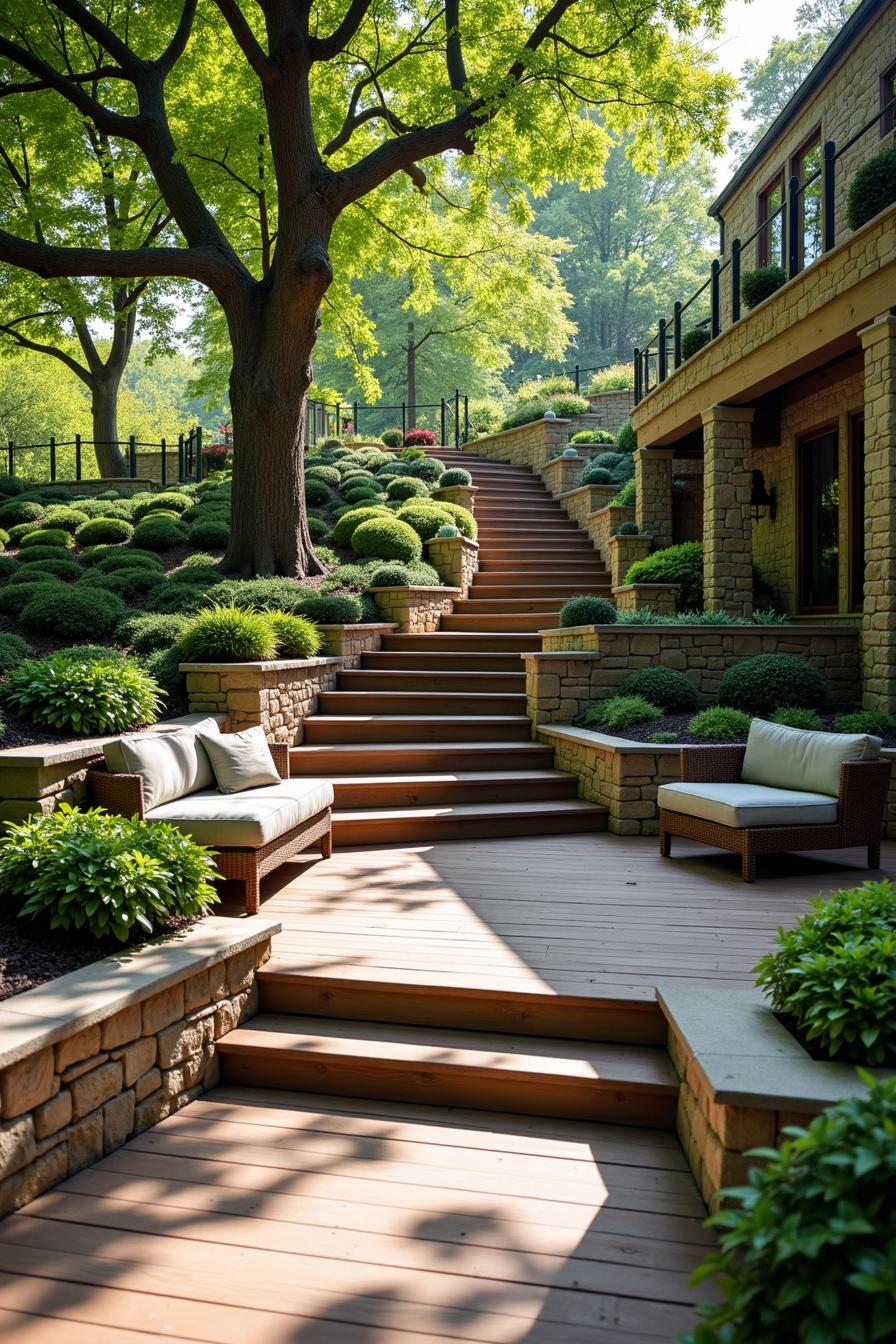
0,804 -> 219,943
267,612 -> 322,658
176,604 -> 279,662
684,1074 -> 896,1344
583,695 -> 662,732
688,707 -> 752,740
754,879 -> 896,1065
559,594 -> 617,626
1,650 -> 161,736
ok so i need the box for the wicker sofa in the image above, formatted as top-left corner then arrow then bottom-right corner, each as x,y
88,724 -> 333,914
658,718 -> 892,882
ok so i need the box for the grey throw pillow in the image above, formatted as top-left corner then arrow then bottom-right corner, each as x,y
198,725 -> 281,794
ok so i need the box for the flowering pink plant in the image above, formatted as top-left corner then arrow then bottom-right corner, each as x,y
403,428 -> 436,446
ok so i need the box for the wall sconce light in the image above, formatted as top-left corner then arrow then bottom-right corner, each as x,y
750,469 -> 776,523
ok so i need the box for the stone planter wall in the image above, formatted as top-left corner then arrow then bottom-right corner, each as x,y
183,657 -> 343,744
535,724 -> 680,835
464,416 -> 615,472
540,455 -> 584,496
371,585 -> 460,632
607,533 -> 652,588
426,535 -> 479,595
613,583 -> 679,615
316,622 -> 396,659
432,484 -> 477,512
585,505 -> 636,568
53,476 -> 157,496
0,917 -> 278,1217
586,388 -> 633,431
555,483 -> 617,529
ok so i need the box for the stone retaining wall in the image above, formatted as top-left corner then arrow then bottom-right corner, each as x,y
607,533 -> 652,588
183,657 -> 342,743
540,455 -> 584,497
371,585 -> 459,632
316,622 -> 396,659
425,535 -> 479,595
586,389 -> 633,431
585,505 -> 636,569
554,484 -> 617,529
612,583 -> 679,615
535,724 -> 679,835
464,415 -> 614,472
0,917 -> 278,1217
432,484 -> 477,512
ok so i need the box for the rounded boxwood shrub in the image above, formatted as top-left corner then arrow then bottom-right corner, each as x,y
117,611 -> 188,654
12,556 -> 81,583
268,612 -> 323,658
307,515 -> 331,543
581,464 -> 614,486
434,501 -> 477,539
688,706 -> 752,740
304,477 -> 333,507
616,420 -> 637,454
332,504 -> 390,546
351,516 -> 423,564
834,708 -> 896,736
741,263 -> 787,309
624,541 -> 703,609
75,516 -> 134,547
19,583 -> 126,641
583,695 -> 662,732
0,632 -> 32,675
165,564 -> 224,590
719,653 -> 827,716
570,429 -> 616,445
0,578 -> 63,615
771,706 -> 826,731
684,1074 -> 896,1344
0,498 -> 44,526
6,521 -> 41,546
399,455 -> 447,483
132,515 -> 188,550
20,527 -> 74,550
616,521 -> 639,536
559,594 -> 617,626
0,475 -> 25,497
78,567 -> 160,600
593,451 -> 625,472
343,487 -> 382,507
846,144 -> 896,231
620,667 -> 698,713
131,491 -> 193,522
306,464 -> 341,486
210,577 -> 310,614
438,468 -> 472,487
1,648 -> 161,737
681,326 -> 711,359
298,593 -> 363,625
95,549 -> 164,574
380,428 -> 403,448
386,477 -> 430,502
43,506 -> 90,533
0,803 -> 218,943
395,502 -> 455,543
176,604 -> 279,662
369,563 -> 413,587
142,582 -> 210,615
188,518 -> 230,550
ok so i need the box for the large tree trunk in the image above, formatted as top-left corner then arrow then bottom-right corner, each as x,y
90,374 -> 130,477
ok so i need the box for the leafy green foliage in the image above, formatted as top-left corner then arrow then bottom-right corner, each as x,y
581,465 -> 614,485
688,707 -> 752,740
432,501 -> 477,539
267,612 -> 323,658
395,502 -> 455,543
74,517 -> 135,546
583,695 -> 662,731
616,420 -> 637,453
741,264 -> 787,309
142,582 -> 210,615
570,429 -> 616,445
210,577 -> 311,614
78,566 -> 160,600
369,564 -> 414,586
587,364 -> 633,393
351,517 -> 423,564
1,650 -> 160,735
12,556 -> 81,582
304,477 -> 333,507
307,515 -> 331,543
19,584 -> 126,641
298,593 -> 363,625
754,880 -> 896,1066
500,394 -> 590,429
719,653 -> 828,716
846,146 -> 896,231
0,498 -> 44,526
648,731 -> 678,744
380,430 -> 403,448
116,612 -> 188,654
834,710 -> 896,736
176,605 -> 279,663
681,326 -> 711,358
0,578 -> 62,615
131,515 -> 189,551
611,478 -> 636,507
620,667 -> 698,713
43,506 -> 90,533
616,521 -> 639,536
0,805 -> 218,943
559,594 -> 617,626
624,541 -> 703,608
20,527 -> 74,550
771,706 -> 826,731
439,468 -> 472,487
0,632 -> 32,675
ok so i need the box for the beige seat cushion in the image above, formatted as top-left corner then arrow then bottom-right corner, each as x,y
741,717 -> 880,798
658,781 -> 838,829
198,726 -> 280,794
103,717 -> 221,811
146,778 -> 334,848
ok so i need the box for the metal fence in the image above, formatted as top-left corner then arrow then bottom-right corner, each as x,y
306,392 -> 471,446
4,427 -> 205,485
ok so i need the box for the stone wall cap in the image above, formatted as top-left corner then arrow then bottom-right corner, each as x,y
555,483 -> 614,501
612,583 -> 679,594
0,915 -> 281,1071
525,650 -> 603,660
179,656 -> 343,672
315,622 -> 398,632
426,535 -> 479,550
370,585 -> 461,595
536,723 -> 681,753
657,986 -> 892,1112
0,713 -> 224,768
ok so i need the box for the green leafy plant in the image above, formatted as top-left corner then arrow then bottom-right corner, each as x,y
681,326 -> 711,358
94,549 -> 164,574
304,477 -> 333,506
719,653 -> 828,716
307,515 -> 331,543
210,577 -> 310,614
846,145 -> 896,231
754,880 -> 896,1066
298,593 -> 363,624
5,522 -> 39,546
386,477 -> 430,501
0,632 -> 32,675
78,566 -> 161,600
688,707 -> 752,740
306,464 -> 341,486
430,500 -> 477,538
438,468 -> 472,487
142,582 -> 210,615
268,611 -> 323,657
620,667 -> 698,713
19,584 -> 126,641
741,263 -> 787,309
771,706 -> 826,731
611,478 -> 636,507
380,428 -> 404,448
74,517 -> 135,546
581,465 -> 614,485
648,731 -> 678,744
616,521 -> 639,536
0,498 -> 44,526
2,650 -> 161,735
20,527 -> 74,550
569,428 -> 616,445
834,710 -> 896,736
188,518 -> 230,549
684,1074 -> 896,1344
0,578 -> 62,616
369,563 -> 413,586
351,516 -> 423,564
394,502 -> 455,542
587,363 -> 633,394
116,611 -> 189,654
559,594 -> 617,626
12,556 -> 81,583
583,695 -> 662,731
131,515 -> 189,550
516,374 -> 577,401
395,455 -> 446,483
176,604 -> 279,662
625,541 -> 703,608
616,420 -> 637,454
0,804 -> 218,942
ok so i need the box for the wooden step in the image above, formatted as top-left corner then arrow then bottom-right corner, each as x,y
302,714 -> 533,743
360,651 -> 525,672
468,584 -> 607,599
317,690 -> 527,716
257,964 -> 667,1043
452,597 -> 566,614
479,560 -> 605,573
338,669 -> 525,693
441,611 -> 561,631
381,632 -> 541,651
217,1015 -> 675,1125
474,569 -> 607,584
332,798 -> 608,844
326,769 -> 579,809
289,740 -> 555,774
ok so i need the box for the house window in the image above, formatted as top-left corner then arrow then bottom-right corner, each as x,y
758,172 -> 785,268
799,429 -> 839,612
850,416 -> 865,611
792,134 -> 821,268
881,61 -> 896,136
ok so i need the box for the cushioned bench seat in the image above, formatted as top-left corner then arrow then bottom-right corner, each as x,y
146,778 -> 335,848
658,781 -> 838,829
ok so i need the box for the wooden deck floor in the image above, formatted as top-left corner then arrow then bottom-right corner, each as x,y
246,832 -> 896,1001
0,1087 -> 718,1343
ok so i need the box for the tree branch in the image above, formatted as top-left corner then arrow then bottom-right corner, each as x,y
155,0 -> 199,77
0,36 -> 138,138
444,0 -> 467,95
0,320 -> 92,385
313,0 -> 376,62
0,230 -> 230,288
212,0 -> 277,84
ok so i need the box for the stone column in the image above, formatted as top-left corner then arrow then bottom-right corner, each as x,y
634,447 -> 675,550
701,405 -> 755,617
859,313 -> 896,712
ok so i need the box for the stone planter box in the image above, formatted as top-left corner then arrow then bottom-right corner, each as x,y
585,388 -> 633,432
585,504 -> 637,568
540,454 -> 584,496
0,916 -> 279,1216
370,584 -> 460,633
607,533 -> 652,588
534,723 -> 680,835
425,534 -> 479,594
432,484 -> 477,512
182,656 -> 343,744
52,476 -> 157,496
613,582 -> 679,614
316,622 -> 396,659
555,483 -> 617,528
659,986 -> 893,1211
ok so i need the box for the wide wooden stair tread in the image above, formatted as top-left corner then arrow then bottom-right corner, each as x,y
292,448 -> 610,844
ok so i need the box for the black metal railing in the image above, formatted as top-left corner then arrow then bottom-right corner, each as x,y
306,391 -> 472,446
633,95 -> 896,404
4,427 -> 205,484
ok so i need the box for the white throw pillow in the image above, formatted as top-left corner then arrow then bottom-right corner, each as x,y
741,717 -> 881,798
198,725 -> 281,794
109,717 -> 221,811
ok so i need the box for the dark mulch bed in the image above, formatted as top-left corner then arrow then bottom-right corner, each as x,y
577,711 -> 896,749
0,913 -> 198,1002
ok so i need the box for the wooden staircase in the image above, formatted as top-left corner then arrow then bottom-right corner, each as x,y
292,449 -> 611,846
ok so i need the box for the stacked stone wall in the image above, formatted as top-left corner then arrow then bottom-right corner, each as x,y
371,585 -> 459,632
183,659 -> 342,743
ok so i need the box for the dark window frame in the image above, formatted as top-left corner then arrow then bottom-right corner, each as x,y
849,415 -> 865,612
789,128 -> 822,271
797,422 -> 841,616
880,61 -> 896,137
757,167 -> 786,268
